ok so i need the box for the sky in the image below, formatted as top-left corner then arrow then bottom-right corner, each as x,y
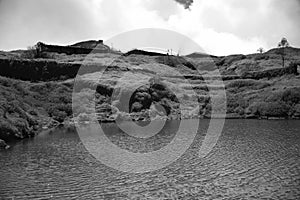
0,0 -> 299,56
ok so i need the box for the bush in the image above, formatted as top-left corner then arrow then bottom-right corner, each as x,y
51,110 -> 68,122
11,118 -> 30,135
226,79 -> 270,92
20,46 -> 39,59
292,104 -> 300,118
226,95 -> 248,114
254,54 -> 269,61
248,101 -> 290,117
49,94 -> 72,104
46,103 -> 72,117
266,87 -> 300,106
0,119 -> 20,140
131,102 -> 143,112
0,75 -> 75,141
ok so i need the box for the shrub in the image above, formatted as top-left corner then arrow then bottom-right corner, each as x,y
266,87 -> 300,106
20,46 -> 39,59
254,54 -> 269,61
51,110 -> 68,122
292,104 -> 300,117
131,102 -> 143,112
0,76 -> 75,140
46,103 -> 72,117
0,77 -> 13,87
0,119 -> 19,140
11,118 -> 30,135
226,79 -> 270,92
49,94 -> 72,104
226,95 -> 248,114
248,101 -> 290,117
227,80 -> 255,88
78,113 -> 91,122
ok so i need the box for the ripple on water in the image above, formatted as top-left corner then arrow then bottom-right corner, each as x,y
0,120 -> 299,199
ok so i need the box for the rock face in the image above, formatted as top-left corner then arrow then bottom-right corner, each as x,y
94,79 -> 180,122
129,82 -> 179,115
0,139 -> 9,149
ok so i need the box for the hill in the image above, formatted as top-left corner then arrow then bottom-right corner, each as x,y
0,44 -> 300,144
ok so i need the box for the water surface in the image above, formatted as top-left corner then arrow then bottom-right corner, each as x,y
0,120 -> 299,199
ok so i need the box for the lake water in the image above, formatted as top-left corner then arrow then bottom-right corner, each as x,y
0,120 -> 299,199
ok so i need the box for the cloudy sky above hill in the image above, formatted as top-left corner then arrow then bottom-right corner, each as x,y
0,0 -> 299,55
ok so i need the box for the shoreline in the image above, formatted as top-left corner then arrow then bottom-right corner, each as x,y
1,117 -> 299,150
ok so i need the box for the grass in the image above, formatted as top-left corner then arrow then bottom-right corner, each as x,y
226,79 -> 270,93
1,46 -> 300,142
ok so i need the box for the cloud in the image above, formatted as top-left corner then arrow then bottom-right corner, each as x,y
173,0 -> 194,9
0,0 -> 299,56
0,0 -> 99,48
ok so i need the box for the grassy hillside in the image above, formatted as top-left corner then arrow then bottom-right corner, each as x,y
0,46 -> 300,143
0,77 -> 73,141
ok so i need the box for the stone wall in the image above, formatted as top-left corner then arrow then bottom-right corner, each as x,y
0,58 -> 107,81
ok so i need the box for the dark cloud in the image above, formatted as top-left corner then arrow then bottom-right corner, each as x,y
173,0 -> 193,9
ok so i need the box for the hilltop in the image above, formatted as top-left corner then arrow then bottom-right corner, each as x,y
0,43 -> 300,144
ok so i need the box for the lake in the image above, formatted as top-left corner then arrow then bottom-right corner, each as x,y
0,120 -> 299,199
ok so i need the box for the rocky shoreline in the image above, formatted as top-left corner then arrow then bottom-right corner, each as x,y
3,110 -> 299,151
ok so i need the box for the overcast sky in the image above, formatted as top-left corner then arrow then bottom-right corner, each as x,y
0,0 -> 299,56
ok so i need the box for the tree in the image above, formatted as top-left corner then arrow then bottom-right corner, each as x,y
278,37 -> 289,48
20,44 -> 40,59
257,47 -> 264,54
277,37 -> 290,67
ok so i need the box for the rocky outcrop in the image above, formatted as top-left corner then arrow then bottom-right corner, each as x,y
92,76 -> 182,122
0,139 -> 9,149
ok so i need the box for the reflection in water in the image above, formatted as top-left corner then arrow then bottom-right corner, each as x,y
0,120 -> 299,199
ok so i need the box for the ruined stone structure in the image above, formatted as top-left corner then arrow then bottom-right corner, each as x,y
36,40 -> 111,55
124,49 -> 167,56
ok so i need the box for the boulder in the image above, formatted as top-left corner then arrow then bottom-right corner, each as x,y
0,139 -> 9,149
